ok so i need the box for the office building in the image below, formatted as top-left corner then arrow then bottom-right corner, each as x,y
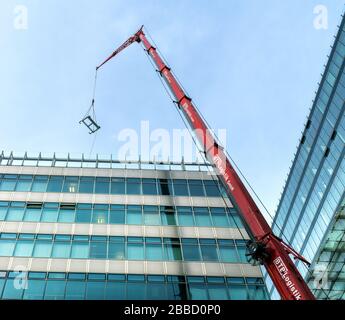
0,152 -> 268,300
266,14 -> 345,299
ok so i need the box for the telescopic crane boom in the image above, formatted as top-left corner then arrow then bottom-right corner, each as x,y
96,26 -> 316,300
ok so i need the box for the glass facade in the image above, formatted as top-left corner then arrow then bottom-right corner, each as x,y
307,198 -> 345,300
0,233 -> 249,263
0,174 -> 227,198
0,271 -> 268,300
267,14 -> 345,299
0,155 -> 268,300
0,201 -> 243,228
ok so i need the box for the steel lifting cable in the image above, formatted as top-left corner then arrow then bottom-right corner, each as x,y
141,32 -> 333,299
144,26 -> 171,69
169,53 -> 333,301
148,25 -> 277,224
91,69 -> 98,122
89,129 -> 98,158
171,66 -> 294,247
175,72 -> 332,300
138,29 -> 247,239
114,27 -> 320,270
176,109 -> 251,244
150,27 -> 296,246
140,44 -> 253,299
83,69 -> 98,119
145,26 -> 277,227
143,28 -> 259,242
141,40 -> 249,244
80,68 -> 101,135
140,40 -> 253,258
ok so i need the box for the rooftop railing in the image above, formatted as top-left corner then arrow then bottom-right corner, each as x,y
0,151 -> 215,172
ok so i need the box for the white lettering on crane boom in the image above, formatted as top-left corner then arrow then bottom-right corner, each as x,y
182,102 -> 195,124
181,104 -> 234,192
273,257 -> 302,300
213,155 -> 235,191
163,69 -> 172,84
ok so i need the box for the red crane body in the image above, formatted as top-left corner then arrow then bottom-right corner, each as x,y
96,26 -> 315,300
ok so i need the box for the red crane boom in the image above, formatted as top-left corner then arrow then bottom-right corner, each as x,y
96,26 -> 315,300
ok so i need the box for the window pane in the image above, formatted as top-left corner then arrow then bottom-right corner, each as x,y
92,210 -> 108,224
127,283 -> 146,300
194,208 -> 211,226
219,246 -> 238,263
105,282 -> 126,300
41,208 -> 59,222
65,281 -> 86,300
33,241 -> 53,258
6,208 -> 24,221
211,209 -> 229,227
23,279 -> 46,300
111,179 -> 125,194
108,243 -> 125,260
0,240 -> 16,256
24,208 -> 42,222
2,279 -> 24,300
177,210 -> 194,226
0,279 -> 6,298
158,180 -> 173,196
0,207 -> 7,221
31,178 -> 48,192
182,244 -> 201,261
109,210 -> 125,224
127,181 -> 141,195
188,283 -> 208,300
78,178 -> 94,193
127,243 -> 144,260
16,180 -> 32,192
228,210 -> 244,228
146,244 -> 163,260
44,280 -> 66,300
173,180 -> 189,196
237,246 -> 247,263
188,180 -> 205,197
71,242 -> 89,259
167,283 -> 187,300
161,209 -> 177,225
62,178 -> 78,193
164,244 -> 182,261
147,283 -> 167,300
142,182 -> 157,195
208,284 -> 229,300
14,240 -> 34,257
248,285 -> 268,300
52,242 -> 71,258
0,179 -> 17,191
204,182 -> 221,197
228,285 -> 248,300
144,212 -> 160,226
95,178 -> 110,194
90,241 -> 107,259
85,281 -> 105,300
76,209 -> 91,223
201,245 -> 219,261
58,209 -> 75,223
127,210 -> 142,225
47,177 -> 63,193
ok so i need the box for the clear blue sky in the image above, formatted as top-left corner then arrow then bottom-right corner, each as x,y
0,0 -> 344,217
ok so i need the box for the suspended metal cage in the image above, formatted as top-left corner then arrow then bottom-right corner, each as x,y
79,115 -> 101,134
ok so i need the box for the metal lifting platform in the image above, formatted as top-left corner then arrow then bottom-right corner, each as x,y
79,115 -> 101,134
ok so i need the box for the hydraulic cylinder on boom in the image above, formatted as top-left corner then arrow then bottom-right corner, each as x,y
95,26 -> 316,300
